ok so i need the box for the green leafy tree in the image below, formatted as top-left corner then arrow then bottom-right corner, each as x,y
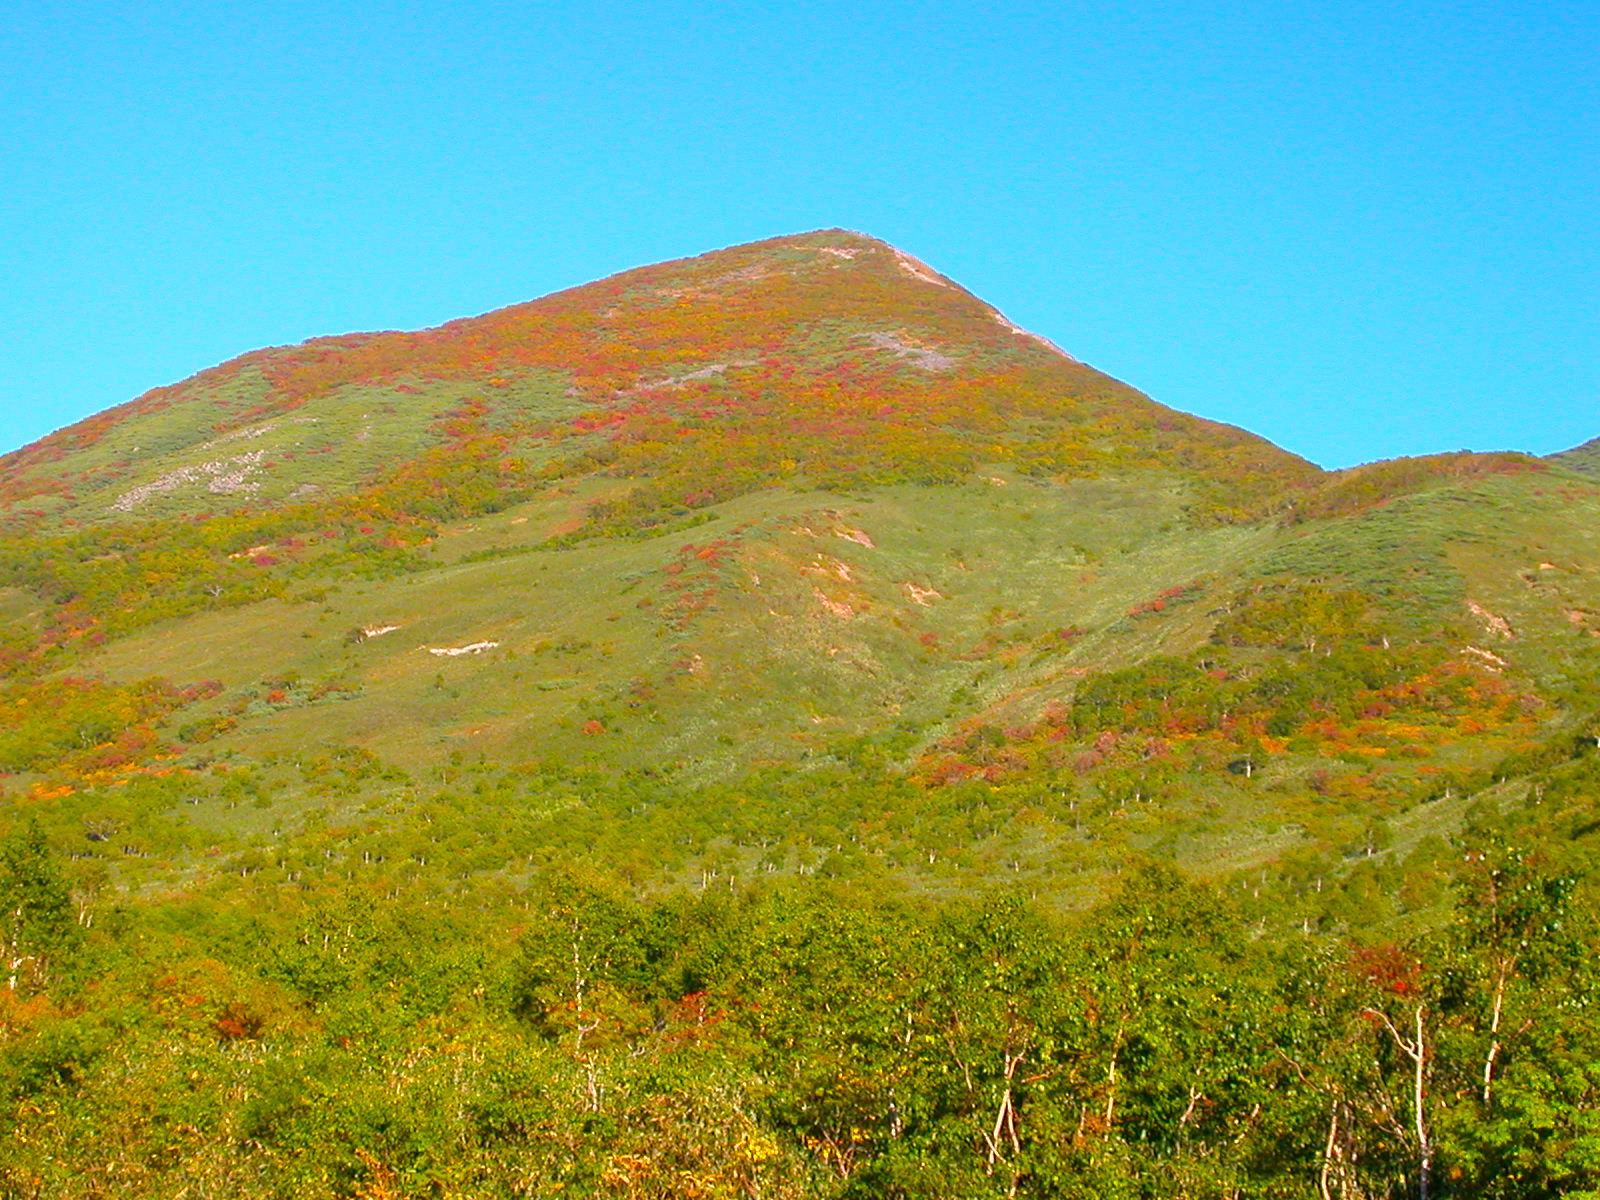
0,821 -> 78,995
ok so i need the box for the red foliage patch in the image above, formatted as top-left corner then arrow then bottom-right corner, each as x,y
1349,943 -> 1423,997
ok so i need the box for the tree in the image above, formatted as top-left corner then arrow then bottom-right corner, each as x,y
1433,839 -> 1598,1197
0,821 -> 78,994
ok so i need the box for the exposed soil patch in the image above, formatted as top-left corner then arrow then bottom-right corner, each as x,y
813,589 -> 855,619
1467,600 -> 1514,639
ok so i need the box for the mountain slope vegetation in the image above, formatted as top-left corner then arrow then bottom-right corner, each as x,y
0,232 -> 1595,1197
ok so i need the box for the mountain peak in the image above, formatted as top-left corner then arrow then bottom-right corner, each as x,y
554,229 -> 1075,360
0,232 -> 1315,532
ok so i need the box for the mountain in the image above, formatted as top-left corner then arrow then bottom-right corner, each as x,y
1,229 -> 1315,529
4,226 -> 1596,851
1,232 -> 1598,1197
0,234 -> 1308,767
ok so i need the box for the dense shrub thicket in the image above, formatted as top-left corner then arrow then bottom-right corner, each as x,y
0,815 -> 1593,1199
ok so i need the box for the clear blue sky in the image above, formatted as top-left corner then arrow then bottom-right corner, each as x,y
2,0 -> 1593,468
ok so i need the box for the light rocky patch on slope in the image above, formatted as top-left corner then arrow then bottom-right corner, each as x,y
987,309 -> 1077,361
1463,645 -> 1508,670
803,555 -> 854,583
813,589 -> 856,620
110,450 -> 268,513
892,250 -> 952,288
424,641 -> 500,657
625,361 -> 755,394
859,331 -> 957,372
201,422 -> 278,449
1467,600 -> 1514,639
